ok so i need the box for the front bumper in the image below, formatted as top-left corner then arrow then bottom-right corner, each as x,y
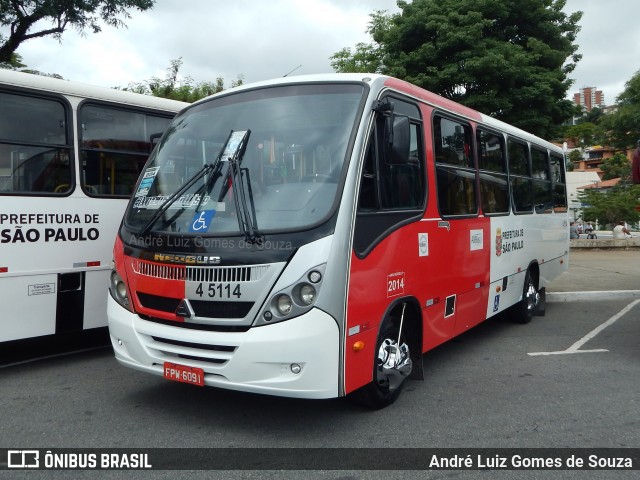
107,295 -> 341,399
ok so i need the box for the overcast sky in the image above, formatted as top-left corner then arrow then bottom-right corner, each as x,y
6,0 -> 640,105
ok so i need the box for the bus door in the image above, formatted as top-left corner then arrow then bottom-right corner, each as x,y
431,115 -> 490,335
347,97 -> 427,392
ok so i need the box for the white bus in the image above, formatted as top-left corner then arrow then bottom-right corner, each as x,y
107,74 -> 568,408
0,69 -> 187,345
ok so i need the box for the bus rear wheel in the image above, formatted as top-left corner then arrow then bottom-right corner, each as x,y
511,269 -> 539,324
349,319 -> 412,409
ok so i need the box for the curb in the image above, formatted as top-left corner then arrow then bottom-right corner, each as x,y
547,290 -> 640,302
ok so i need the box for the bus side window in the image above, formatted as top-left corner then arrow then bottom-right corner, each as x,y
0,92 -> 71,195
354,97 -> 424,257
358,119 -> 424,211
79,104 -> 173,196
434,116 -> 477,216
507,139 -> 533,214
477,129 -> 509,215
531,147 -> 553,213
550,153 -> 567,213
358,138 -> 378,210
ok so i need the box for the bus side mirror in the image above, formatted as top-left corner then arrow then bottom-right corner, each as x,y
387,116 -> 410,165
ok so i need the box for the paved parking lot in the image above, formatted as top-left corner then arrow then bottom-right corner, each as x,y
547,249 -> 640,295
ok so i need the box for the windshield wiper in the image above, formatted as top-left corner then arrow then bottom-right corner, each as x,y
221,130 -> 263,245
137,162 -> 217,237
230,154 -> 263,245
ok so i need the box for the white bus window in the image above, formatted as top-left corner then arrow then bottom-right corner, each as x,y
477,129 -> 509,215
80,104 -> 173,196
550,153 -> 567,213
507,139 -> 533,213
0,92 -> 71,194
532,147 -> 552,213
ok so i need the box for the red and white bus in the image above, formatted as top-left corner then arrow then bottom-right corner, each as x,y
107,74 -> 568,408
0,69 -> 187,345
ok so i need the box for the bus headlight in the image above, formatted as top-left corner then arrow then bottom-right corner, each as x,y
109,269 -> 132,312
276,294 -> 293,315
296,283 -> 316,306
259,264 -> 326,325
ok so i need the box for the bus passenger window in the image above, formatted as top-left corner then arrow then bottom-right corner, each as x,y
507,140 -> 532,213
531,147 -> 552,213
79,105 -> 173,196
434,116 -> 476,216
550,153 -> 567,213
477,129 -> 509,215
0,92 -> 71,195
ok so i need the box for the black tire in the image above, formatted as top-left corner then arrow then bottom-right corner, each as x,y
511,269 -> 539,324
348,318 -> 412,409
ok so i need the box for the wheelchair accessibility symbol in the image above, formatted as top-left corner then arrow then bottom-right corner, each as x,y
189,210 -> 215,233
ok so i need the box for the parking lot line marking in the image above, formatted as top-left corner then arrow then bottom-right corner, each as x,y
528,348 -> 608,356
528,299 -> 640,357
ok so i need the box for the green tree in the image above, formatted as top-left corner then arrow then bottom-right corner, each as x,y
600,70 -> 640,149
582,106 -> 605,125
0,0 -> 154,64
579,184 -> 640,226
563,122 -> 597,148
331,0 -> 582,138
600,153 -> 631,182
125,58 -> 244,103
330,11 -> 390,73
566,149 -> 582,171
0,51 -> 25,69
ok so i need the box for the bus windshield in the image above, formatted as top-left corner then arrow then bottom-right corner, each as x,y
124,83 -> 365,235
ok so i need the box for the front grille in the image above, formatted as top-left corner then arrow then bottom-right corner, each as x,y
136,293 -> 253,320
143,335 -> 237,365
132,259 -> 270,283
132,260 -> 185,280
139,315 -> 251,332
137,292 -> 180,313
151,336 -> 236,353
190,300 -> 254,318
187,265 -> 270,282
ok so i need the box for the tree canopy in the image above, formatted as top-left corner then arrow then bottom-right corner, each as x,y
599,153 -> 631,182
579,184 -> 640,227
599,70 -> 640,149
0,0 -> 154,64
331,0 -> 582,138
124,58 -> 244,103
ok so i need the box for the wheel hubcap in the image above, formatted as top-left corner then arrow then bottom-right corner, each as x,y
525,281 -> 540,312
375,338 -> 412,392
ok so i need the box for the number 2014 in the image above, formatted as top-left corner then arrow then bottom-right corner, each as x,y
388,278 -> 404,292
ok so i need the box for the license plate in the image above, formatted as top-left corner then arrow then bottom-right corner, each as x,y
163,362 -> 205,387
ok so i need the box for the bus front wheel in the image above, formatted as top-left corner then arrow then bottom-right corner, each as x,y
349,318 -> 412,409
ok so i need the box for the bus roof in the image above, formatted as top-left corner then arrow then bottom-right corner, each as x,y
191,72 -> 562,153
0,69 -> 189,113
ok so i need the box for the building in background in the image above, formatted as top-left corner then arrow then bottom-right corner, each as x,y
566,171 -> 601,221
573,86 -> 605,112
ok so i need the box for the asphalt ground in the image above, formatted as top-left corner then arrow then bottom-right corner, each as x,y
547,249 -> 640,301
